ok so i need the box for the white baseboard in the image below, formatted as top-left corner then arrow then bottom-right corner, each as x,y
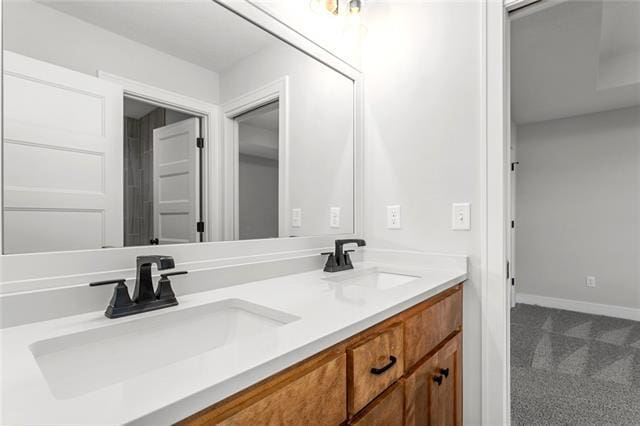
515,293 -> 640,322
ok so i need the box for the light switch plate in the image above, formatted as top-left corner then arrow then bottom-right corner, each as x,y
387,205 -> 401,229
330,207 -> 340,228
291,208 -> 302,228
452,203 -> 470,230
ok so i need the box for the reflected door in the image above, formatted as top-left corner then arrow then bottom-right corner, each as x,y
152,117 -> 200,244
3,51 -> 123,254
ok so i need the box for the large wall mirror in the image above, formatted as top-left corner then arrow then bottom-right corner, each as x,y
2,0 -> 356,254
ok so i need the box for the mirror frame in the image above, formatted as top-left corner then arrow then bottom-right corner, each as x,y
0,0 -> 364,290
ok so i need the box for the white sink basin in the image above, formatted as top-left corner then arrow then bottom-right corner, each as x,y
324,267 -> 421,290
29,299 -> 299,399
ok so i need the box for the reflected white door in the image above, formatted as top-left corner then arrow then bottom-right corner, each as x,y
3,51 -> 123,254
152,118 -> 200,244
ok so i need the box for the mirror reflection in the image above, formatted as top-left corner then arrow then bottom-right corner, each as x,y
2,0 -> 355,254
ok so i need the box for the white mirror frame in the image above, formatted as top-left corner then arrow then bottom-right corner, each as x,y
0,0 -> 364,291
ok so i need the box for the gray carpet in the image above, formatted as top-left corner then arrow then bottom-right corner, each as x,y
511,304 -> 640,425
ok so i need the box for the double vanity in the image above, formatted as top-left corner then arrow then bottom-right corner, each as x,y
0,249 -> 466,425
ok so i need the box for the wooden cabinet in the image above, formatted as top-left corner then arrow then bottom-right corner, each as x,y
182,352 -> 346,426
404,289 -> 462,369
180,284 -> 463,426
405,334 -> 462,426
349,380 -> 404,426
347,323 -> 404,415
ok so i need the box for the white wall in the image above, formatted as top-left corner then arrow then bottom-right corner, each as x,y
516,106 -> 640,309
3,0 -> 220,103
239,155 -> 279,240
220,43 -> 354,237
251,0 -> 363,68
361,2 -> 483,423
238,122 -> 280,239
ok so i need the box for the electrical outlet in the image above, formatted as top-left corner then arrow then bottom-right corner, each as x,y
387,205 -> 401,229
452,203 -> 471,230
291,208 -> 302,228
586,276 -> 596,288
330,207 -> 340,228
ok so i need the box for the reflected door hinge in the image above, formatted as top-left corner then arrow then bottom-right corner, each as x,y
511,277 -> 515,286
511,220 -> 515,229
507,261 -> 510,279
196,137 -> 204,149
511,161 -> 519,171
197,221 -> 205,233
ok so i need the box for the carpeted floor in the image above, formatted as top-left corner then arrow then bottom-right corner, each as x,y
511,304 -> 640,425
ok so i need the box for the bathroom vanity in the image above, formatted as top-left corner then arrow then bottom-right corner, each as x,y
0,254 -> 466,425
180,282 -> 463,426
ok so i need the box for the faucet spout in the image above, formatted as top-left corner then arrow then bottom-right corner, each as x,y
334,239 -> 366,264
134,255 -> 175,303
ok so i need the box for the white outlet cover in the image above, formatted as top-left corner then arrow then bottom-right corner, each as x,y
452,203 -> 471,230
330,207 -> 340,228
291,208 -> 302,228
387,205 -> 401,229
586,276 -> 596,288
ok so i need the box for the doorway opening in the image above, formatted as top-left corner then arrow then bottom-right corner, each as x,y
123,97 -> 203,246
508,1 -> 640,424
234,101 -> 280,240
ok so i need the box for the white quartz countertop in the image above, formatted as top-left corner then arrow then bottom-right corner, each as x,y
1,260 -> 466,425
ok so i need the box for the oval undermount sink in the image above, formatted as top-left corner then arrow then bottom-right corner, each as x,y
324,267 -> 421,290
29,299 -> 299,399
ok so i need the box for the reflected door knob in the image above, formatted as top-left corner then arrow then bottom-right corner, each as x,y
150,238 -> 159,245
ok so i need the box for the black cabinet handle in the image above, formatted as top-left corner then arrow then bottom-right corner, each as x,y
370,355 -> 397,375
440,368 -> 450,378
433,374 -> 444,385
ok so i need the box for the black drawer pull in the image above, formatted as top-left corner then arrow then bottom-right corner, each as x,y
440,368 -> 450,378
370,355 -> 397,375
433,375 -> 444,385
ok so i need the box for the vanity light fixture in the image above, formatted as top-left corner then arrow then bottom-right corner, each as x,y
310,0 -> 339,15
349,0 -> 362,14
310,0 -> 362,15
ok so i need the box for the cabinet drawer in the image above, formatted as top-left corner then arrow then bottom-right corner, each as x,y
404,289 -> 462,368
347,323 -> 404,415
350,380 -> 404,426
186,354 -> 346,425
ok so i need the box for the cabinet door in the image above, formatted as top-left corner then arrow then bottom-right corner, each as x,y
350,380 -> 404,426
182,353 -> 346,426
404,334 -> 462,426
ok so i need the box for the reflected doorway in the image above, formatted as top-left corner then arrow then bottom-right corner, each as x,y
236,101 -> 280,240
123,97 -> 202,246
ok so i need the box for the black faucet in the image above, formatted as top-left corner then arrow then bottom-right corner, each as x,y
134,255 -> 175,303
322,239 -> 366,272
90,255 -> 187,319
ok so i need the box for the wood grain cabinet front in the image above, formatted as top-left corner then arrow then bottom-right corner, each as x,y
347,323 -> 404,415
181,353 -> 347,426
404,290 -> 462,370
404,334 -> 462,426
179,284 -> 464,426
349,380 -> 405,426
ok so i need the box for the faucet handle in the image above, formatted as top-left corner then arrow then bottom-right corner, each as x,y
322,252 -> 339,272
344,250 -> 357,266
89,279 -> 134,318
160,270 -> 188,279
156,271 -> 187,302
90,278 -> 126,287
